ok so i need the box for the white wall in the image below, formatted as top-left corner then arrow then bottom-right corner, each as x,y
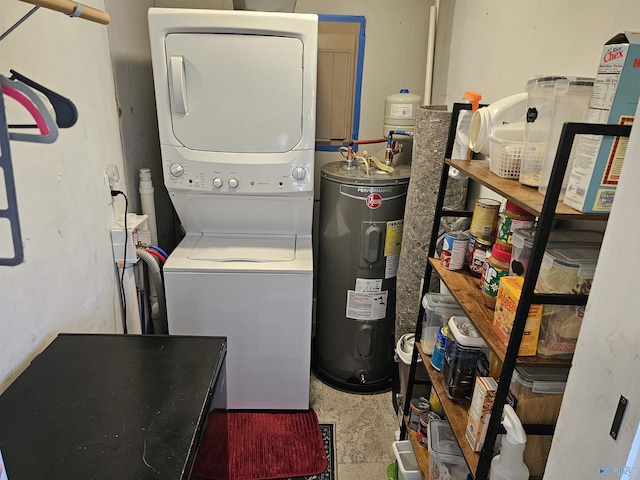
441,1 -> 640,476
545,101 -> 640,478
0,2 -> 125,390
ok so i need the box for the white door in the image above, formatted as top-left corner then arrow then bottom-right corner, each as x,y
164,33 -> 304,153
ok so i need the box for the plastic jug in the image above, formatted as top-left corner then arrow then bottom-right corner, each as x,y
469,93 -> 527,157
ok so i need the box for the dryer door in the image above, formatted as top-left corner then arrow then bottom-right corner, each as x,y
165,33 -> 304,153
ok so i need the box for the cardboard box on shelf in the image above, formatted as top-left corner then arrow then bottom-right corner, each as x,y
493,276 -> 542,356
563,32 -> 640,213
466,376 -> 498,452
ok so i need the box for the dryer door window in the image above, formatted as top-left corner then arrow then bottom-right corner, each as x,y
165,33 -> 304,153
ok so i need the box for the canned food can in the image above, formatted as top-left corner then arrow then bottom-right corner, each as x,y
470,198 -> 501,237
416,411 -> 441,447
431,326 -> 448,372
408,397 -> 430,431
441,231 -> 469,271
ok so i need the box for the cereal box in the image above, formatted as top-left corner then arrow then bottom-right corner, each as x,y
492,276 -> 542,356
466,376 -> 498,452
563,32 -> 640,213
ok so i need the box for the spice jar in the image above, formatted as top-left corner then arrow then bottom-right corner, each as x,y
496,201 -> 535,251
481,243 -> 511,309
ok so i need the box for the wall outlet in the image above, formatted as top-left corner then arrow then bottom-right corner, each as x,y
103,175 -> 113,205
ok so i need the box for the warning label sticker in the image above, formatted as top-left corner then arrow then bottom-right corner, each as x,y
384,219 -> 403,256
385,254 -> 400,279
346,290 -> 388,320
355,278 -> 383,293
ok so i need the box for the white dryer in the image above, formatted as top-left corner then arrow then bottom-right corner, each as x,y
148,8 -> 317,410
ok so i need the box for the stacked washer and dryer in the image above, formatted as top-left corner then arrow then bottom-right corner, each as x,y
148,8 -> 318,410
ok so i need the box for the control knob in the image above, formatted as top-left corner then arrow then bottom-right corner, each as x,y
292,167 -> 307,181
213,177 -> 223,188
228,178 -> 239,189
169,163 -> 184,177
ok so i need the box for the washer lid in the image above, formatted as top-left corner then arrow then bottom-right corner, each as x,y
189,234 -> 296,262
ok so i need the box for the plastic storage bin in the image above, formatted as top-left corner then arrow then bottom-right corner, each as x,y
489,136 -> 523,178
509,366 -> 569,479
392,440 -> 421,480
420,293 -> 464,356
536,246 -> 600,359
519,75 -> 568,187
443,317 -> 489,402
537,77 -> 594,199
428,420 -> 471,480
509,228 -> 604,277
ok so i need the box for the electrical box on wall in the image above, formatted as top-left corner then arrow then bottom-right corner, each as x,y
110,214 -> 150,265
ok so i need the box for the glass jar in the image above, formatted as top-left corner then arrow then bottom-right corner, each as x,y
496,201 -> 535,251
481,243 -> 511,309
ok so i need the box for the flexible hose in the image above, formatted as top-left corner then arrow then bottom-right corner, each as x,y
148,244 -> 169,259
136,248 -> 168,334
146,248 -> 166,264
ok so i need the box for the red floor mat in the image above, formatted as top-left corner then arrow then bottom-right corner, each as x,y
191,409 -> 328,480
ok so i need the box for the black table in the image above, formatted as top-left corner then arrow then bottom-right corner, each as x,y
0,333 -> 227,479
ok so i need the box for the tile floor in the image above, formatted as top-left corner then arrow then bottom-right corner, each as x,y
309,372 -> 400,480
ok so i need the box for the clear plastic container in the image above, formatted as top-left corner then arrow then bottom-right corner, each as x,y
537,78 -> 594,199
519,75 -> 568,187
428,420 -> 471,480
392,440 -> 421,480
420,293 -> 464,356
536,246 -> 600,360
509,228 -> 604,277
509,366 -> 570,479
443,317 -> 489,402
535,245 -> 600,295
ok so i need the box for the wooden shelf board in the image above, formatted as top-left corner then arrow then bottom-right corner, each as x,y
430,259 -> 571,367
445,159 -> 609,221
418,343 -> 479,475
407,427 -> 430,479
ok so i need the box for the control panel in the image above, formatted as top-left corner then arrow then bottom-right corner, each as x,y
164,157 -> 313,195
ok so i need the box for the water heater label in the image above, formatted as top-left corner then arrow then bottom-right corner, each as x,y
384,220 -> 403,256
355,278 -> 382,293
346,290 -> 388,320
384,219 -> 404,279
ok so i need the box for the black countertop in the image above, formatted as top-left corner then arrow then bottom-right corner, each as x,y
0,333 -> 226,479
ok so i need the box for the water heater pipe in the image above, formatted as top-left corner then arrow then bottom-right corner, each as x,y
423,5 -> 437,105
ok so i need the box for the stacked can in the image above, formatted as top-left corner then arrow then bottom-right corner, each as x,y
440,231 -> 469,271
408,397 -> 431,431
469,198 -> 501,238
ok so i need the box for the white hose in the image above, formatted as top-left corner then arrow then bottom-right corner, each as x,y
136,248 -> 168,334
118,264 -> 142,334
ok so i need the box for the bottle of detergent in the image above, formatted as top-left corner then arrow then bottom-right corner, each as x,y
490,404 -> 529,480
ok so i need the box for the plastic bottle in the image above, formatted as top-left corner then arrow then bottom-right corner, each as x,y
450,91 -> 482,179
490,404 -> 529,480
468,93 -> 528,157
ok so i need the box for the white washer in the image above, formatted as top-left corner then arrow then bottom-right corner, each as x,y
148,8 -> 317,410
